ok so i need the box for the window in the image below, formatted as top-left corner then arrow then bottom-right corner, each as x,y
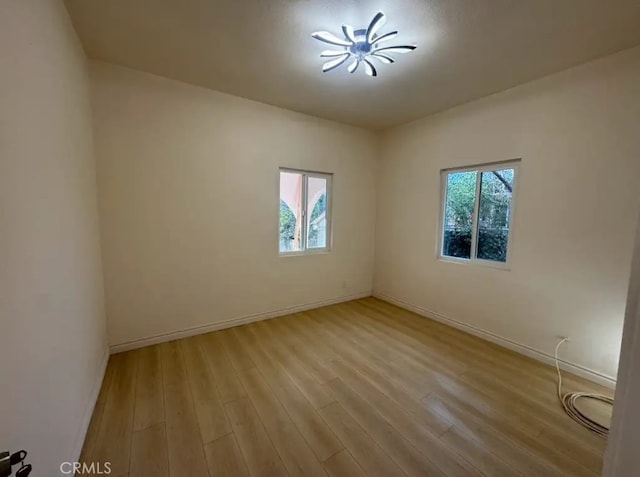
439,161 -> 518,266
279,169 -> 332,254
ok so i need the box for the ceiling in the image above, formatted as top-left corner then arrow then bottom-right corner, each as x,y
64,0 -> 640,130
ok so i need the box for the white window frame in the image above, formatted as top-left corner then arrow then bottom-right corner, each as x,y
437,159 -> 520,269
279,168 -> 333,256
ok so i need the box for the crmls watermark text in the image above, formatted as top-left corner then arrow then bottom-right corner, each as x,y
60,462 -> 111,474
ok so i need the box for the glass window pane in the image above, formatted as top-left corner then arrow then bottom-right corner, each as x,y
279,171 -> 303,252
307,176 -> 328,249
442,171 -> 477,259
476,168 -> 514,263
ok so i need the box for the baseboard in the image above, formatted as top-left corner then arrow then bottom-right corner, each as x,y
110,291 -> 373,354
70,347 -> 110,463
373,291 -> 616,389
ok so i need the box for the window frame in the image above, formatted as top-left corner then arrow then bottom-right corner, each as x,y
278,167 -> 333,256
437,159 -> 520,270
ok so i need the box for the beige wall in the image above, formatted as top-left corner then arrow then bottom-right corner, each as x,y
375,46 -> 640,381
90,62 -> 377,348
0,1 -> 107,475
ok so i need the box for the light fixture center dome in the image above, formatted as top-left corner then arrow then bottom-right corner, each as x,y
349,30 -> 372,58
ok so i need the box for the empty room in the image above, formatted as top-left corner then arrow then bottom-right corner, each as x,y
3,1 -> 640,476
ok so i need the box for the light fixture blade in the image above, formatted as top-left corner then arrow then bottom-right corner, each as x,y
363,59 -> 378,77
366,12 -> 386,43
372,45 -> 417,54
322,53 -> 351,72
320,50 -> 349,57
342,25 -> 356,43
311,31 -> 353,47
347,59 -> 360,74
371,53 -> 395,64
372,31 -> 398,44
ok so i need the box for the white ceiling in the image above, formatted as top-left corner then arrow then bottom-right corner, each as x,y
64,0 -> 640,130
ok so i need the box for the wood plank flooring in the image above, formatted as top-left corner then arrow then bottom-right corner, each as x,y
79,297 -> 612,477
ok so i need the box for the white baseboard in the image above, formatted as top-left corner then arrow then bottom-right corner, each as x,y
373,291 -> 616,389
110,291 -> 372,354
70,347 -> 110,463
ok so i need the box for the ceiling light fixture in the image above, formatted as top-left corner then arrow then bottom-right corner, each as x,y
311,12 -> 416,77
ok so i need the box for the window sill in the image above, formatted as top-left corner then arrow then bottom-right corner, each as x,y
279,249 -> 331,257
436,256 -> 511,271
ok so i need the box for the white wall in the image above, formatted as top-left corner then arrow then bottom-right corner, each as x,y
89,62 -> 377,349
375,46 -> 640,382
603,211 -> 640,475
0,1 -> 107,475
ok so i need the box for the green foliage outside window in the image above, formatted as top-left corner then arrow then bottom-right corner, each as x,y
308,194 -> 326,246
443,168 -> 514,262
280,193 -> 327,250
279,200 -> 296,250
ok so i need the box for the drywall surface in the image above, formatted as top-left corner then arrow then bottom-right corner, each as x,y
90,62 -> 377,347
0,1 -> 107,475
603,212 -> 640,475
375,46 -> 640,380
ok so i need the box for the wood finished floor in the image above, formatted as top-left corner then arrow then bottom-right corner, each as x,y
79,297 -> 612,477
